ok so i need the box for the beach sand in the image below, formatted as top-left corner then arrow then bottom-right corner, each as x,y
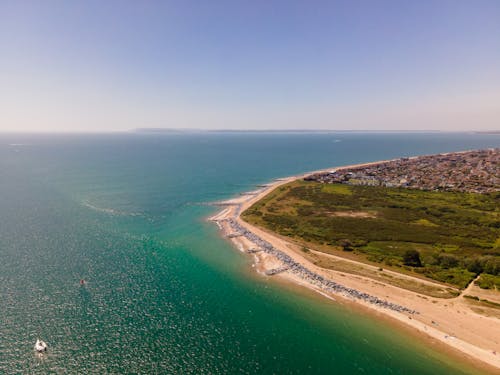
209,162 -> 500,373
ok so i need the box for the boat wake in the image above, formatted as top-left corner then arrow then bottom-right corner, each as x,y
81,201 -> 144,218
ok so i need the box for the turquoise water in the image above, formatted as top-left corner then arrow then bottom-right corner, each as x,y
0,132 -> 498,374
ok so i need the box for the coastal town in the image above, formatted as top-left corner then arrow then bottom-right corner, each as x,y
304,149 -> 499,194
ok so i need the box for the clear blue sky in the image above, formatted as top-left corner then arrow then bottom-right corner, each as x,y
1,0 -> 499,132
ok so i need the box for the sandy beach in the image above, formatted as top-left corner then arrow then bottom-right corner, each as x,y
209,162 -> 500,373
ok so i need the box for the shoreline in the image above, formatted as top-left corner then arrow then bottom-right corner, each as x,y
209,159 -> 500,373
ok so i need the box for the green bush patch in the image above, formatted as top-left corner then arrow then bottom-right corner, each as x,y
242,181 -> 500,289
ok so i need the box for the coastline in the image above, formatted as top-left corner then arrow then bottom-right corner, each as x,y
209,160 -> 500,373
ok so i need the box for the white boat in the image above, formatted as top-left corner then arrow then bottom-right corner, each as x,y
34,339 -> 47,352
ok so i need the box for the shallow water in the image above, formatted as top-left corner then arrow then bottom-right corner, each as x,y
0,132 -> 498,374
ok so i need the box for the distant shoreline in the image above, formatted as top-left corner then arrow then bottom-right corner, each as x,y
209,153 -> 500,373
134,128 -> 496,134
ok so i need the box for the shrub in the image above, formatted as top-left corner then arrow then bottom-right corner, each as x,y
465,258 -> 483,274
475,274 -> 500,289
403,249 -> 422,267
484,258 -> 500,275
339,239 -> 353,251
438,254 -> 459,269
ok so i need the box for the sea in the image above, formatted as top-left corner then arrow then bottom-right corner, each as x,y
0,132 -> 498,374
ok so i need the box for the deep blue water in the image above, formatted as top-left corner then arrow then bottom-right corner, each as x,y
0,132 -> 498,374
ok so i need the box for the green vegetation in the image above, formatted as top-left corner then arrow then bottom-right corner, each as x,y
464,295 -> 500,307
475,274 -> 500,290
305,251 -> 459,298
242,181 -> 500,289
403,249 -> 422,267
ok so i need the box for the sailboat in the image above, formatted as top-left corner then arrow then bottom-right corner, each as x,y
34,339 -> 48,352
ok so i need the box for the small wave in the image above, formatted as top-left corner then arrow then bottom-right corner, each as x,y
187,201 -> 215,206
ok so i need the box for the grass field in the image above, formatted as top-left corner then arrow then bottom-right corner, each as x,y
242,180 -> 500,289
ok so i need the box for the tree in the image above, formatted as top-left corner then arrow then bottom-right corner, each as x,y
403,249 -> 422,267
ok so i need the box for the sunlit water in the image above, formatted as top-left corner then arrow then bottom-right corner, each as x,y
1,132 -> 498,374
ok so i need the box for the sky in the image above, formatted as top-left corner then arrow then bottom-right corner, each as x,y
0,0 -> 499,132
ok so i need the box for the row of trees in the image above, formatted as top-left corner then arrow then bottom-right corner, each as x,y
337,238 -> 500,276
337,238 -> 500,277
402,250 -> 500,276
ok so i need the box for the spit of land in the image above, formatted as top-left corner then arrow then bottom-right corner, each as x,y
210,149 -> 500,372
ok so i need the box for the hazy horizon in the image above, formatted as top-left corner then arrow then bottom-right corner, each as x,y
1,1 -> 499,132
1,128 -> 498,135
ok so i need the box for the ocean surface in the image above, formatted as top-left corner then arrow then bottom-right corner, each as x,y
0,132 -> 498,374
